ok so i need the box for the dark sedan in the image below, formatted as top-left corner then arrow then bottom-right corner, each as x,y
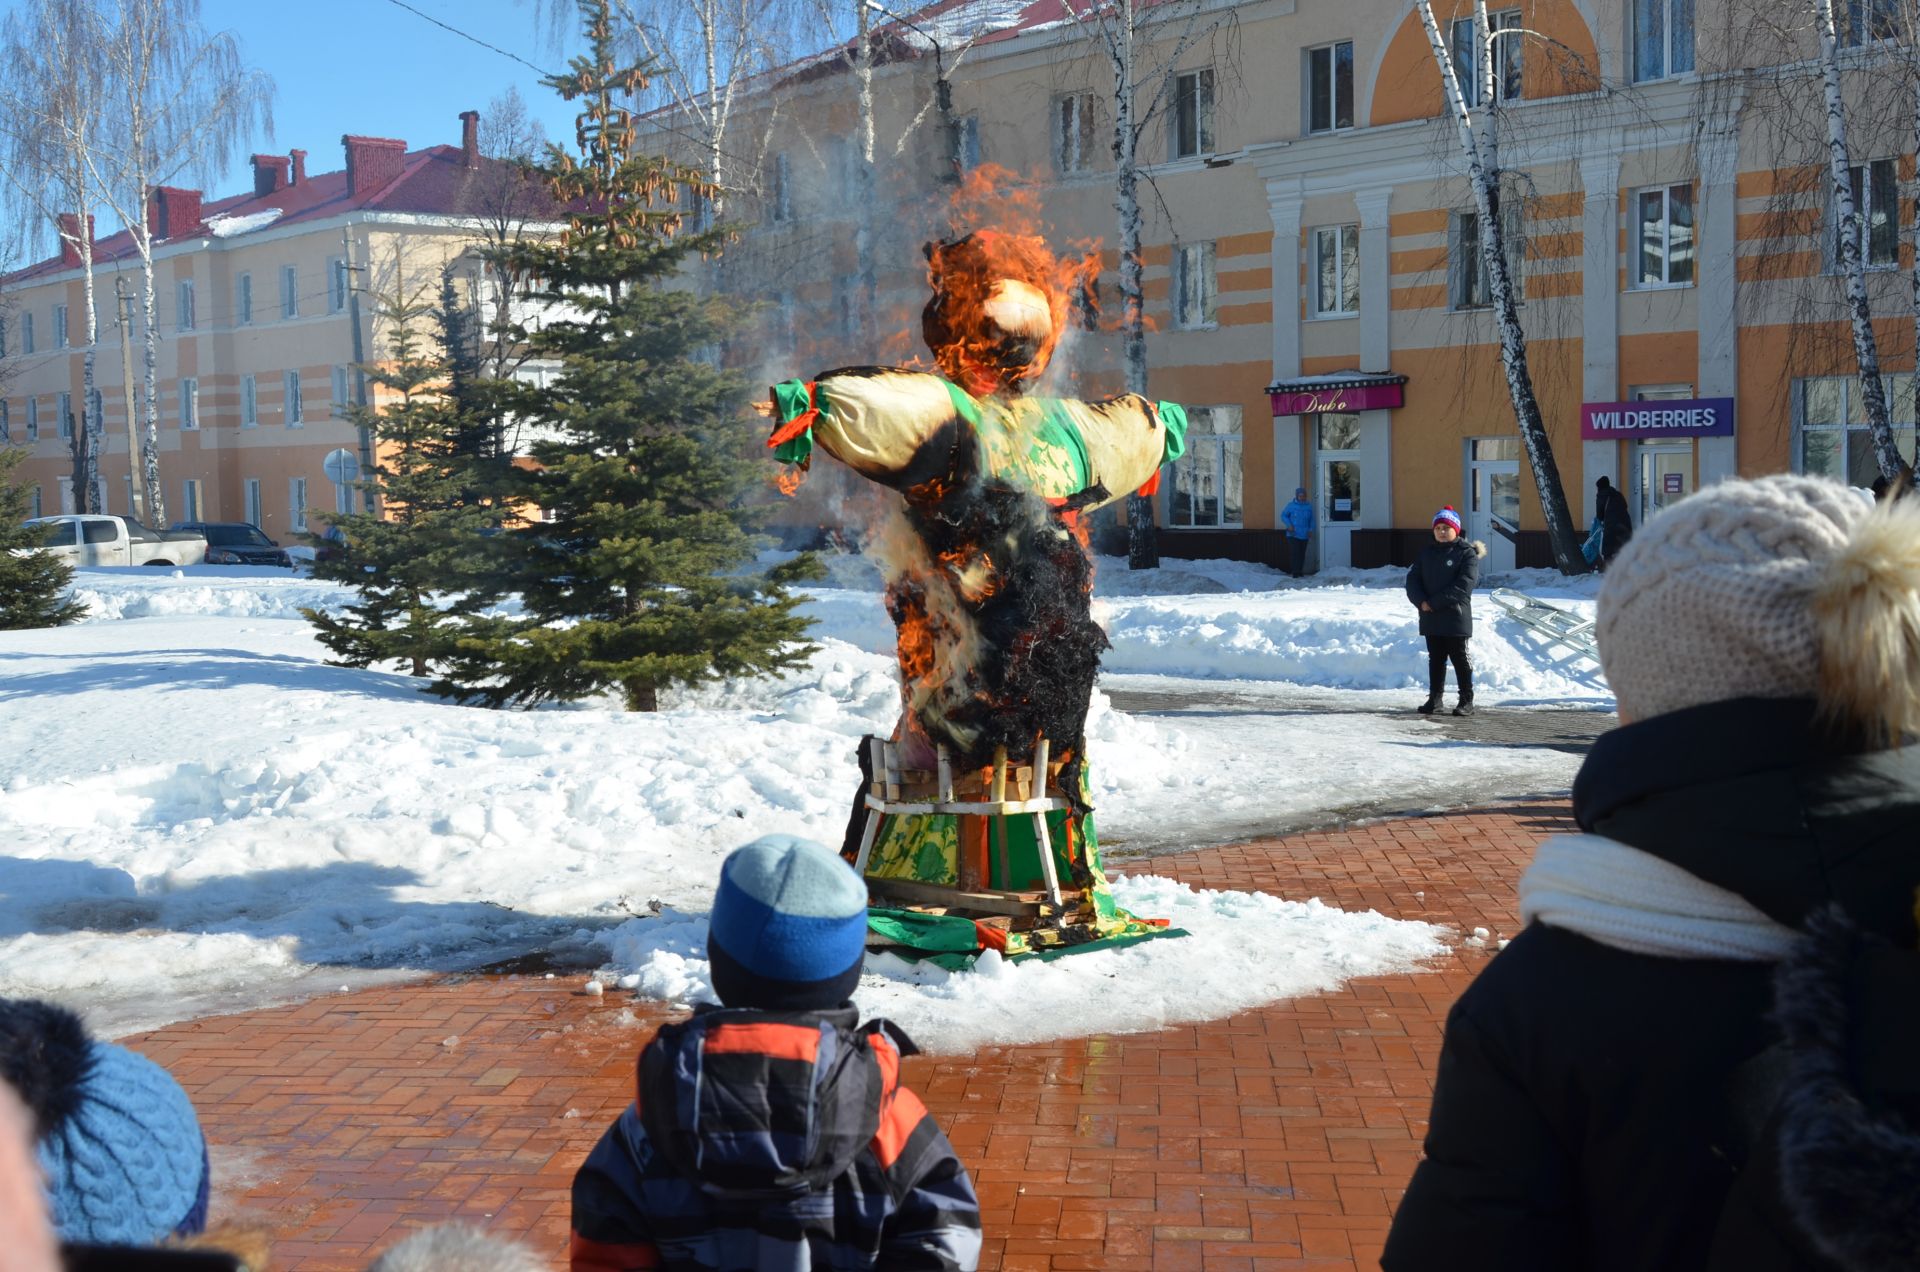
171,521 -> 294,568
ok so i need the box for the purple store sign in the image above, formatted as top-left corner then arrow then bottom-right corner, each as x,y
1580,397 -> 1735,440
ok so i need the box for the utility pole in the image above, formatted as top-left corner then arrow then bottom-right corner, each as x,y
342,224 -> 376,515
114,276 -> 146,523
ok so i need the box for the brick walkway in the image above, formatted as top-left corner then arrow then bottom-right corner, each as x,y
128,799 -> 1572,1271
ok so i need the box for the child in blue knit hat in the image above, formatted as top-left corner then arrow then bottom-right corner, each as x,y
570,835 -> 982,1271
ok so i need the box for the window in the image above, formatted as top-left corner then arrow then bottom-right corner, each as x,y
1834,160 -> 1897,269
1172,68 -> 1215,158
331,366 -> 350,414
766,153 -> 791,224
957,115 -> 981,172
53,304 -> 68,348
57,392 -> 71,440
241,374 -> 257,427
1165,405 -> 1244,528
22,312 -> 33,354
284,370 -> 303,426
236,272 -> 253,325
244,478 -> 262,528
1,317 -> 9,357
1312,225 -> 1361,317
1451,11 -> 1523,106
25,397 -> 38,441
0,401 -> 8,442
28,484 -> 40,518
329,259 -> 350,313
175,378 -> 196,430
289,477 -> 308,532
180,479 -> 202,522
1307,41 -> 1355,134
1172,241 -> 1218,329
1843,0 -> 1900,44
1452,205 -> 1526,308
281,265 -> 298,319
176,279 -> 195,331
1799,375 -> 1918,484
1054,92 -> 1096,173
1633,0 -> 1695,81
1634,184 -> 1695,286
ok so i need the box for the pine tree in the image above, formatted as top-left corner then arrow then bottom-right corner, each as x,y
435,0 -> 818,713
0,448 -> 85,629
302,282 -> 503,675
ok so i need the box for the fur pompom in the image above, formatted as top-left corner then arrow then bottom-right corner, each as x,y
0,998 -> 95,1139
1812,497 -> 1920,746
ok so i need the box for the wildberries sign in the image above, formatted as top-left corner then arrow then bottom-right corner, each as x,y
1580,398 -> 1735,439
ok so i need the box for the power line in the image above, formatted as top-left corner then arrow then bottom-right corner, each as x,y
380,0 -> 556,78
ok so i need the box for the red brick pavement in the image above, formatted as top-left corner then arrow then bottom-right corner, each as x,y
128,798 -> 1573,1271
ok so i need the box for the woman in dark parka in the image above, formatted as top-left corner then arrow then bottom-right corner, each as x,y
1406,505 -> 1486,717
1382,476 -> 1920,1272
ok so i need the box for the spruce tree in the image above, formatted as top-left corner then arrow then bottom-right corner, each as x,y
303,283 -> 503,675
435,0 -> 817,712
0,448 -> 85,629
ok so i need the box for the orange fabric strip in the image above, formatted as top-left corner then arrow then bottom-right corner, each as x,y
1136,469 -> 1162,498
766,380 -> 818,447
973,921 -> 1009,953
703,1021 -> 822,1063
871,1086 -> 928,1170
570,1231 -> 663,1271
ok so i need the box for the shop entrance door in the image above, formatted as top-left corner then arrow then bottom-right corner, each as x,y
1314,413 -> 1362,569
1466,438 -> 1521,572
1636,444 -> 1692,524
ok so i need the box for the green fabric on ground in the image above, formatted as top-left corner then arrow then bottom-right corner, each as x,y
883,925 -> 1191,972
867,907 -> 981,954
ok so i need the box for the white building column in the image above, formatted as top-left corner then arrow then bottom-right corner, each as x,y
1267,182 -> 1305,515
1697,130 -> 1740,487
1579,151 -> 1622,520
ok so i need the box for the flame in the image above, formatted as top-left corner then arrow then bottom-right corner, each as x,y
774,464 -> 808,496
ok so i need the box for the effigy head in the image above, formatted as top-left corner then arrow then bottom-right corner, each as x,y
922,230 -> 1096,398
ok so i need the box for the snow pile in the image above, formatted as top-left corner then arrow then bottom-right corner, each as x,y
596,873 -> 1447,1053
70,566 -> 342,622
205,209 -> 283,238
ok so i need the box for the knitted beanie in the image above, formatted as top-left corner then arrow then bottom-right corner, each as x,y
0,999 -> 209,1246
1596,475 -> 1870,723
707,836 -> 869,1012
1433,506 -> 1463,532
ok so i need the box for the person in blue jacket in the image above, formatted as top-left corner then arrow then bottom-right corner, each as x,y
1280,486 -> 1316,577
570,836 -> 982,1272
1406,506 -> 1486,716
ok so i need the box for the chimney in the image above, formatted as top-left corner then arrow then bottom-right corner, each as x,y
460,110 -> 480,169
289,149 -> 307,185
55,213 -> 94,268
250,153 -> 290,197
342,134 -> 407,196
149,186 -> 204,241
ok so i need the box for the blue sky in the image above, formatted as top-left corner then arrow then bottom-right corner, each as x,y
197,0 -> 582,194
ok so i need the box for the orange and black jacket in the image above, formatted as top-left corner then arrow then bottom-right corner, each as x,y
570,1005 -> 981,1272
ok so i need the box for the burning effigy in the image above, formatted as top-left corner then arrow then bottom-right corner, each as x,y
766,200 -> 1188,964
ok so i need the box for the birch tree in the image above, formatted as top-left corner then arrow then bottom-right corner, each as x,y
1059,0 -> 1234,570
1416,0 -> 1584,572
0,0 -> 110,513
89,0 -> 272,524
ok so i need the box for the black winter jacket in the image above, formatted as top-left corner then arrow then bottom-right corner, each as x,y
1405,537 -> 1485,638
1598,485 -> 1634,555
1382,698 -> 1920,1272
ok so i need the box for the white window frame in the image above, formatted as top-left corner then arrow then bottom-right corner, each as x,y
1842,0 -> 1900,45
1832,159 -> 1898,271
1795,374 -> 1918,485
25,396 -> 39,441
332,366 -> 350,414
1172,241 -> 1219,330
1171,67 -> 1215,159
52,304 -> 68,348
241,374 -> 257,428
284,370 -> 303,427
1632,0 -> 1695,82
1632,183 -> 1696,288
244,477 -> 262,528
176,279 -> 196,332
289,477 -> 308,532
1163,405 -> 1244,529
1451,205 -> 1526,310
281,264 -> 298,319
56,391 -> 71,440
179,378 -> 198,430
236,272 -> 253,325
328,258 -> 349,313
1310,224 -> 1361,318
1054,92 -> 1096,174
1451,10 -> 1523,107
180,478 -> 202,522
1305,41 -> 1355,135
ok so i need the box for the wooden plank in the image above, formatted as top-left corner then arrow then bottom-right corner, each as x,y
957,815 -> 987,892
866,875 -> 1049,917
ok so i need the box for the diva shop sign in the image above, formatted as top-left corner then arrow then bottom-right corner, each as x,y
1580,398 -> 1735,440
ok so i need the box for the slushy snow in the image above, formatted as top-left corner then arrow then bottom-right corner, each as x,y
0,558 -> 1605,1044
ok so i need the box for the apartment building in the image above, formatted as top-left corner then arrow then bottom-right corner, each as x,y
0,113 -> 540,542
684,0 -> 1919,568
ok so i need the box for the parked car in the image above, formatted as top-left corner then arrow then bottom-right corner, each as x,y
22,515 -> 208,567
170,521 -> 294,568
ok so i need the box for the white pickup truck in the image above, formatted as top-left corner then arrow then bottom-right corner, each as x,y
23,515 -> 208,567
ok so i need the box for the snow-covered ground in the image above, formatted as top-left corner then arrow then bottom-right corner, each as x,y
1,558 -> 1608,1046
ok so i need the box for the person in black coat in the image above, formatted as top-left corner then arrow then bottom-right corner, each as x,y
1382,476 -> 1920,1272
1405,506 -> 1486,717
1595,475 -> 1633,566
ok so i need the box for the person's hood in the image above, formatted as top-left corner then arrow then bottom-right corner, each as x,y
637,1005 -> 915,1198
1574,698 -> 1920,943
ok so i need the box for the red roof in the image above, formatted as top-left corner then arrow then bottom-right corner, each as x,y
8,143 -> 554,285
